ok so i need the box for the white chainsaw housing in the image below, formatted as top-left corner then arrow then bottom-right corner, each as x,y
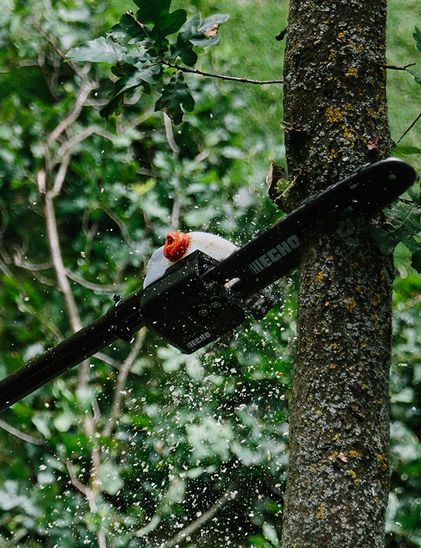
143,231 -> 238,288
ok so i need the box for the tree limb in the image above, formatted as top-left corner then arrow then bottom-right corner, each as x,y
162,491 -> 238,548
395,111 -> 421,144
385,62 -> 416,71
46,80 -> 97,151
0,418 -> 44,446
163,113 -> 181,230
65,269 -> 121,293
103,329 -> 146,437
163,62 -> 284,85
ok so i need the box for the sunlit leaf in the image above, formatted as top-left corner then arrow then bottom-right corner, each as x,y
66,36 -> 127,63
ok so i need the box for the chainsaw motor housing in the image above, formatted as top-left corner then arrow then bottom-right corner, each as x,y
140,250 -> 248,353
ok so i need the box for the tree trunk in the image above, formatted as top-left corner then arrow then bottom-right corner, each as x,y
281,2 -> 393,546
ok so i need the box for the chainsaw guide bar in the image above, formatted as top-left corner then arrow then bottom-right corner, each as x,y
0,158 -> 416,412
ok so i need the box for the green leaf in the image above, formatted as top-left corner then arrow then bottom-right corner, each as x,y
101,63 -> 162,118
154,73 -> 195,124
154,9 -> 187,37
392,145 -> 421,158
112,12 -> 148,40
134,0 -> 172,24
190,13 -> 230,47
407,69 -> 421,85
170,15 -> 201,66
66,37 -> 126,63
413,26 -> 421,52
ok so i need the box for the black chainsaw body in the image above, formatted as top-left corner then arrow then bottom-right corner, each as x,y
0,157 -> 417,411
140,251 -> 246,353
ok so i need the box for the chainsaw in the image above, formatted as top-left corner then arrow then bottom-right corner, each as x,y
0,157 -> 416,412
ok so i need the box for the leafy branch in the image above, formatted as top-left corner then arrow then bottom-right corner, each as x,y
162,61 -> 283,85
66,1 -> 235,123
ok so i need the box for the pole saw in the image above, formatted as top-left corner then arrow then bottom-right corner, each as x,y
0,157 -> 416,412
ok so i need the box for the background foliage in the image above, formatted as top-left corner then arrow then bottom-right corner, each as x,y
0,0 -> 419,546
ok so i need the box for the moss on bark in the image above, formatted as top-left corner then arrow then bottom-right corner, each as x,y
281,1 -> 392,546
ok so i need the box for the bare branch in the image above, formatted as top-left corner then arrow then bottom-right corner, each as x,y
94,352 -> 118,369
37,169 -> 47,194
66,460 -> 91,499
0,418 -> 44,446
54,126 -> 115,165
65,269 -> 121,293
47,80 -> 97,150
29,20 -> 89,79
163,61 -> 284,85
385,62 -> 416,71
0,258 -> 12,276
42,182 -> 93,388
162,113 -> 181,230
395,111 -> 421,145
194,150 -> 209,163
43,189 -> 81,334
162,491 -> 238,548
13,254 -> 51,271
103,330 -> 146,437
102,206 -> 138,249
51,154 -> 71,198
66,458 -> 107,548
49,126 -> 115,197
163,113 -> 180,156
17,298 -> 63,340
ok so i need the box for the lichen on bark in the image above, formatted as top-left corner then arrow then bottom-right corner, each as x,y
281,1 -> 393,546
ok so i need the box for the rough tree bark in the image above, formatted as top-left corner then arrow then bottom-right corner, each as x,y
281,1 -> 393,546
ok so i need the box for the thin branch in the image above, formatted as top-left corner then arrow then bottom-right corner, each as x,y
395,111 -> 421,145
102,206 -> 138,249
65,459 -> 107,548
163,62 -> 284,85
50,126 -> 114,197
46,80 -> 97,150
42,178 -> 92,389
92,352 -> 141,376
43,185 -> 81,334
0,418 -> 44,446
13,255 -> 51,271
0,258 -> 12,276
66,460 -> 91,499
30,20 -> 87,79
65,269 -> 121,293
0,60 -> 39,73
17,299 -> 63,341
54,126 -> 115,167
162,491 -> 238,548
103,330 -> 146,437
51,154 -> 71,198
385,62 -> 416,71
194,149 -> 209,163
0,201 -> 9,239
163,112 -> 180,156
163,113 -> 181,230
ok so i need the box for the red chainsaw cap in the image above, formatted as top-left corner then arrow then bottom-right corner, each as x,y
163,231 -> 190,262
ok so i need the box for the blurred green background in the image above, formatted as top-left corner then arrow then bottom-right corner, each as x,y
0,0 -> 419,546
